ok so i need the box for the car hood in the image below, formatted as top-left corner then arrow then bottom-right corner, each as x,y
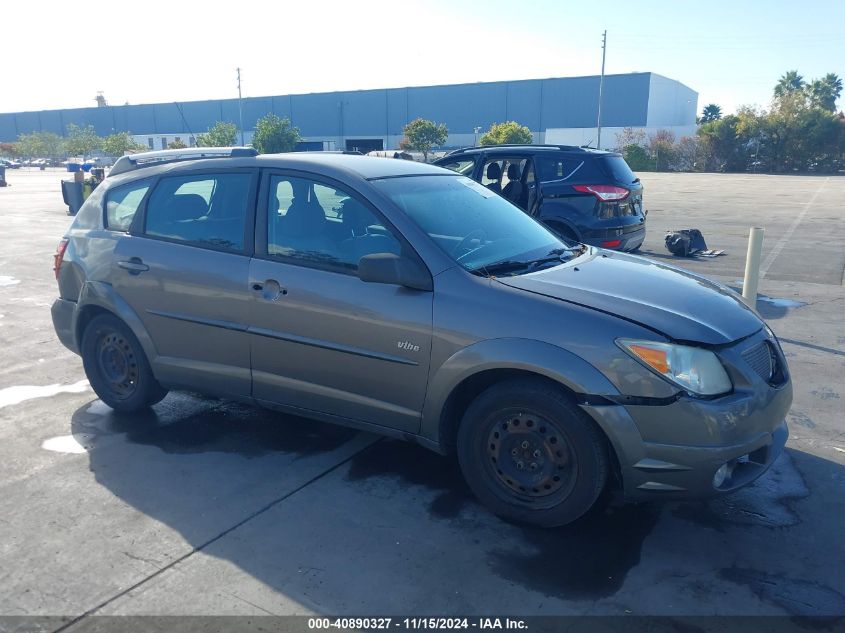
496,250 -> 763,345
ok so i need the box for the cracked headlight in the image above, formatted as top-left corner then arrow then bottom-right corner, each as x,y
617,339 -> 732,396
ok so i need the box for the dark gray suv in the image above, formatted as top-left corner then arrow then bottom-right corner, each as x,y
51,148 -> 792,526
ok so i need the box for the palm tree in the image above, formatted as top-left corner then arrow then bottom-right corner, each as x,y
700,104 -> 722,123
774,70 -> 805,98
809,73 -> 843,111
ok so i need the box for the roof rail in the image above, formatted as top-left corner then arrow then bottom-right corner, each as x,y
445,144 -> 585,155
108,146 -> 258,177
295,150 -> 364,155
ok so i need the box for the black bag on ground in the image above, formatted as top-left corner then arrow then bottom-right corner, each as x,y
665,229 -> 707,257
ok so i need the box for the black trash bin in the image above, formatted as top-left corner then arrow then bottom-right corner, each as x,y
61,180 -> 84,215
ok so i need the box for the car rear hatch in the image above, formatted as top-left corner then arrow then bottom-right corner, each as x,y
598,153 -> 643,219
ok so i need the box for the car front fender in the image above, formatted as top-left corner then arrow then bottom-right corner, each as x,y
421,338 -> 623,445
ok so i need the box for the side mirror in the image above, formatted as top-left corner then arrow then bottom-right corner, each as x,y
358,253 -> 432,291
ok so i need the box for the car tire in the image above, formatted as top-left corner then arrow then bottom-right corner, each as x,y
457,378 -> 608,527
547,223 -> 579,245
81,313 -> 168,412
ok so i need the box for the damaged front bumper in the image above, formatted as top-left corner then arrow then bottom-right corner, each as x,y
580,375 -> 792,499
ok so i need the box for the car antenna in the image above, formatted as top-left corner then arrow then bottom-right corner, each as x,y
581,139 -> 595,149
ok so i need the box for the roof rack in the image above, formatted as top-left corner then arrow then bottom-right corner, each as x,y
445,144 -> 585,156
108,147 -> 258,177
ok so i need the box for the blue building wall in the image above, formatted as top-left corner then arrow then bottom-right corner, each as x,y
0,73 -> 664,142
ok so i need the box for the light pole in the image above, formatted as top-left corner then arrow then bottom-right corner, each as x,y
236,67 -> 245,146
474,126 -> 481,146
596,30 -> 607,150
338,101 -> 349,150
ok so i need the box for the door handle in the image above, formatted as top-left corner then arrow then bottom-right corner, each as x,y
251,279 -> 287,301
117,258 -> 149,274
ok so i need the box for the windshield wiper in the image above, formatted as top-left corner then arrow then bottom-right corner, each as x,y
476,248 -> 579,277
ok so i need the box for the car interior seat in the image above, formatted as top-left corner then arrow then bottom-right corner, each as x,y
502,164 -> 524,205
485,163 -> 502,193
280,180 -> 333,255
147,193 -> 208,240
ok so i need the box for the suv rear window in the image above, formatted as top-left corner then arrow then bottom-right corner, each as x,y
601,155 -> 638,184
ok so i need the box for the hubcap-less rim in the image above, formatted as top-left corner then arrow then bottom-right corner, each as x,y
96,330 -> 138,399
486,411 -> 576,503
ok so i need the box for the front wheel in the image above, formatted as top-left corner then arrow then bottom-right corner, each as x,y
81,313 -> 168,412
457,378 -> 608,527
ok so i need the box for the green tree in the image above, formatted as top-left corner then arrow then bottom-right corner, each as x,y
196,121 -> 238,147
252,114 -> 301,154
698,115 -> 746,172
17,132 -> 64,158
64,124 -> 102,158
167,139 -> 188,149
808,73 -> 843,112
15,134 -> 36,158
402,118 -> 448,161
621,144 -> 655,171
102,132 -> 145,156
479,121 -> 533,146
699,104 -> 722,123
774,70 -> 805,99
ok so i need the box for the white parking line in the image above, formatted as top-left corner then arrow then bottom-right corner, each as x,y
759,177 -> 828,279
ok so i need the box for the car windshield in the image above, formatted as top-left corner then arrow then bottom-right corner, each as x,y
373,175 -> 577,275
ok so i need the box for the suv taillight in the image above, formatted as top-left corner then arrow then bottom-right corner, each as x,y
54,239 -> 69,280
573,184 -> 630,201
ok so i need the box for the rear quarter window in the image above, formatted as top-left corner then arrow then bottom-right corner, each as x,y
70,185 -> 107,230
105,180 -> 152,232
536,155 -> 608,183
437,157 -> 477,175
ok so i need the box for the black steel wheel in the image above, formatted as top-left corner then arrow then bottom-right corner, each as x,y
458,378 -> 608,526
81,313 -> 168,412
486,411 -> 578,506
95,330 -> 139,399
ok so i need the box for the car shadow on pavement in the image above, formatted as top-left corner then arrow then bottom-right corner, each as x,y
69,394 -> 845,615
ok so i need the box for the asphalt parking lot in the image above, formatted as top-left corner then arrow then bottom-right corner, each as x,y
0,169 -> 844,621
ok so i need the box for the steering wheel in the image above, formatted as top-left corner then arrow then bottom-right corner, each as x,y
453,229 -> 487,259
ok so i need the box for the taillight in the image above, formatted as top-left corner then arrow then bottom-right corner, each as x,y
602,239 -> 622,248
53,239 -> 69,280
573,184 -> 630,201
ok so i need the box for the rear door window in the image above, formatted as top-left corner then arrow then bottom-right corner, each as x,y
144,173 -> 252,252
105,181 -> 151,232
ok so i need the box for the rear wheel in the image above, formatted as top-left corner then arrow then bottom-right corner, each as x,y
457,378 -> 608,526
547,222 -> 579,245
81,314 -> 168,412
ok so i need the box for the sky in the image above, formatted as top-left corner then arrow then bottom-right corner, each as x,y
2,0 -> 843,117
